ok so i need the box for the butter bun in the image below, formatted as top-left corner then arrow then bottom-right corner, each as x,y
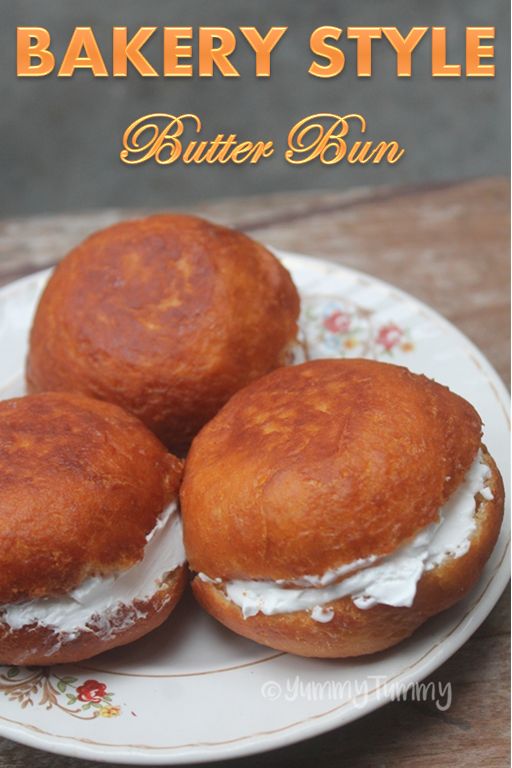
26,214 -> 300,455
0,392 -> 186,665
181,359 -> 504,658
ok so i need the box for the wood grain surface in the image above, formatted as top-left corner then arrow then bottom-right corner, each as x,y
0,177 -> 509,767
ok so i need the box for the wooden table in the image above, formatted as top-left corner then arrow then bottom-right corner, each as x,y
0,177 -> 509,767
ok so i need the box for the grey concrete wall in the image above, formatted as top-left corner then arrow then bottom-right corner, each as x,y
1,0 -> 509,216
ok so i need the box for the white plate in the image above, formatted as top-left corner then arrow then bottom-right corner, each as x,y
0,253 -> 509,765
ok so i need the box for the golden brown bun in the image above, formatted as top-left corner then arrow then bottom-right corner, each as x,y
0,566 -> 188,666
191,449 -> 504,657
26,214 -> 300,455
0,392 -> 182,604
182,359 -> 483,580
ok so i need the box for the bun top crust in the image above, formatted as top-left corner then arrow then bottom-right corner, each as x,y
181,359 -> 482,580
0,392 -> 182,604
26,214 -> 300,453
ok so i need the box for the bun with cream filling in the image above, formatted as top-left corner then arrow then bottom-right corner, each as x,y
26,214 -> 301,455
181,359 -> 504,658
0,392 -> 186,665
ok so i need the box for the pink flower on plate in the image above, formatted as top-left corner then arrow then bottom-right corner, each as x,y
323,310 -> 351,334
376,323 -> 403,351
76,680 -> 107,703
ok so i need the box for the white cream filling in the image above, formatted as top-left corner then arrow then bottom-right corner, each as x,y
199,451 -> 493,622
1,500 -> 185,642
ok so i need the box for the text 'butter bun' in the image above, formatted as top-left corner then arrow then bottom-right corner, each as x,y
0,392 -> 186,665
181,359 -> 504,658
26,214 -> 301,455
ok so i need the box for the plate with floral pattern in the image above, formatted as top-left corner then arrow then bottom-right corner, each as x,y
0,252 -> 509,764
